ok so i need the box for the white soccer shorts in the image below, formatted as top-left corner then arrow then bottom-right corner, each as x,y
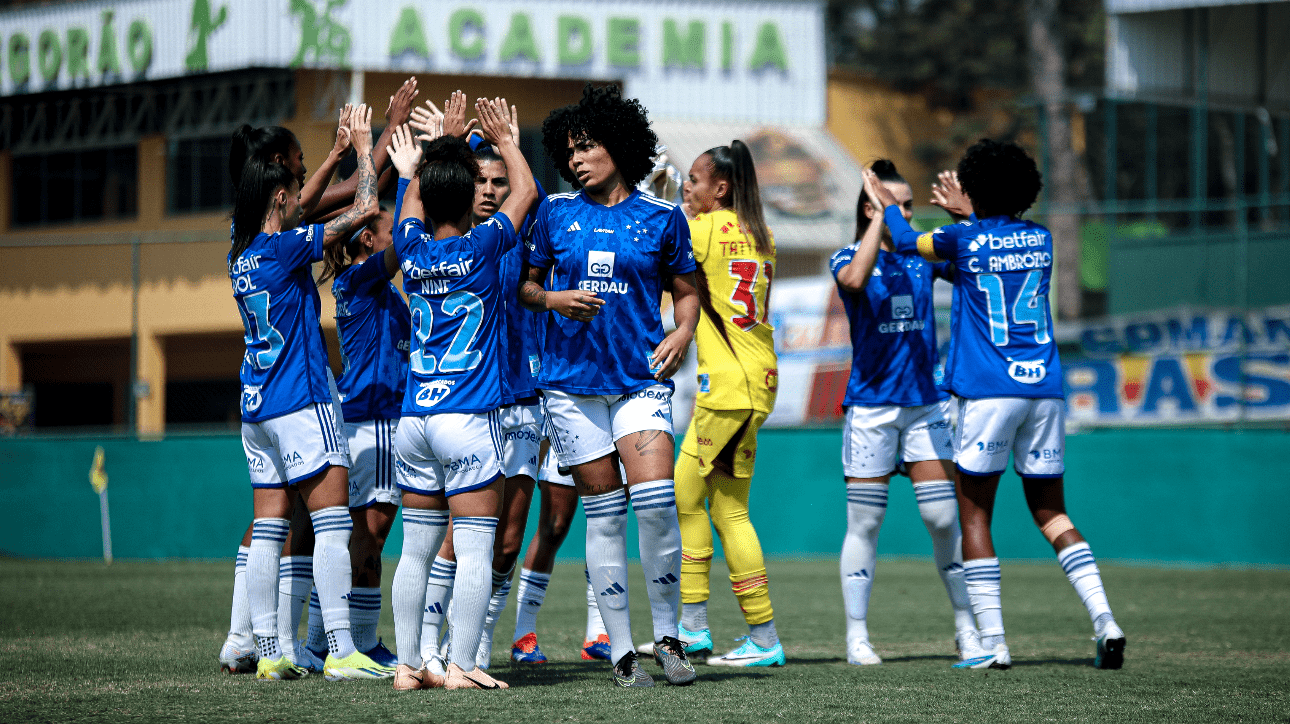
344,418 -> 402,507
540,384 -> 674,468
842,400 -> 954,479
394,409 -> 505,497
954,397 -> 1066,478
242,401 -> 350,488
498,403 -> 541,480
537,445 -> 575,487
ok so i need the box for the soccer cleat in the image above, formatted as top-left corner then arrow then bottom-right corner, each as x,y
582,633 -> 612,661
323,650 -> 396,681
510,632 -> 548,664
652,636 -> 698,685
955,629 -> 991,662
953,642 -> 1011,670
1094,620 -> 1126,670
707,637 -> 786,667
219,641 -> 258,674
256,655 -> 307,681
445,662 -> 509,690
363,639 -> 398,668
847,639 -> 883,666
636,625 -> 713,662
393,663 -> 429,691
292,642 -> 325,673
612,651 -> 655,688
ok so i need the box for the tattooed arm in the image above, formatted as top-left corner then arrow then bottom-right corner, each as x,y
322,105 -> 379,249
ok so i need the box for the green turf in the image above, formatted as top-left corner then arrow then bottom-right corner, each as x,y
1,557 -> 1287,723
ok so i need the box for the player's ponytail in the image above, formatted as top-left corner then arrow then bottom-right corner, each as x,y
854,159 -> 907,240
230,158 -> 296,272
228,124 -> 298,188
317,206 -> 386,287
705,140 -> 773,256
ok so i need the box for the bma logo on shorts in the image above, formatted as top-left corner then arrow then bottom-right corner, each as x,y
977,439 -> 1010,453
281,451 -> 304,470
247,456 -> 265,472
587,250 -> 615,277
1008,360 -> 1047,384
1029,448 -> 1062,461
415,380 -> 455,407
242,385 -> 262,412
448,454 -> 482,472
891,295 -> 914,320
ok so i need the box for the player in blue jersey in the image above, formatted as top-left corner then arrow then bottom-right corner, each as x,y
829,160 -> 985,667
385,98 -> 539,691
228,104 -> 395,681
520,84 -> 701,688
868,139 -> 1126,670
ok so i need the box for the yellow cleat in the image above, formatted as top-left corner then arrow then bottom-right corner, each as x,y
324,650 -> 396,681
256,655 -> 308,681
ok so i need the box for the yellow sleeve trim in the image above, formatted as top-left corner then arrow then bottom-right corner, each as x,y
916,233 -> 945,262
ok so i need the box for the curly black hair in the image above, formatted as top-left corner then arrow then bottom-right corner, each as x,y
956,139 -> 1043,218
541,83 -> 658,188
418,136 -> 479,225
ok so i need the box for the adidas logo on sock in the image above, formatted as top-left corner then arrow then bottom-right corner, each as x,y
425,602 -> 444,614
600,582 -> 626,597
943,562 -> 964,573
847,569 -> 871,581
567,221 -> 582,232
652,572 -> 679,585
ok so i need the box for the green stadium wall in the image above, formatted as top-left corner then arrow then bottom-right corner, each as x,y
1,428 -> 1286,566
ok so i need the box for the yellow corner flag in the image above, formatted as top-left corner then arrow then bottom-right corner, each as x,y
89,445 -> 109,494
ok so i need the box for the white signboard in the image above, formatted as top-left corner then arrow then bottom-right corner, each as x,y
0,0 -> 826,123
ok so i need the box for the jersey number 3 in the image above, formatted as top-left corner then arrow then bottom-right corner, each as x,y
728,260 -> 773,332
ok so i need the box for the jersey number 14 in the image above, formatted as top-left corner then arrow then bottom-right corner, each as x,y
975,270 -> 1051,346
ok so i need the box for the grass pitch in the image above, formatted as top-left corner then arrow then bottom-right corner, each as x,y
1,557 -> 1287,723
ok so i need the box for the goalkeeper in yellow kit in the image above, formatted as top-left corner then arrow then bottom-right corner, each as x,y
674,141 -> 783,667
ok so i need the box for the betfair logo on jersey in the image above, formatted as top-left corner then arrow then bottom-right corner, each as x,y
402,258 -> 475,279
587,250 -> 615,277
1008,360 -> 1048,383
242,385 -> 263,412
973,230 -> 1047,252
230,254 -> 263,276
891,295 -> 914,320
414,380 -> 455,407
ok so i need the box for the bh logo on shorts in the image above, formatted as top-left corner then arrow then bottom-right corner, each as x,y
1008,360 -> 1047,384
415,380 -> 454,407
587,250 -> 615,278
891,295 -> 914,320
242,385 -> 262,412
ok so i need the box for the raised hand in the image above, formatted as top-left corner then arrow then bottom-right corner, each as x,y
930,170 -> 973,219
331,104 -> 353,159
386,76 -> 419,126
475,97 -> 513,147
410,101 -> 444,138
349,104 -> 373,155
388,124 -> 424,180
507,103 -> 520,146
862,168 -> 898,210
442,90 -> 479,139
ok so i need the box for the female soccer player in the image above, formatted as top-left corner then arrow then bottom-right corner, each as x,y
229,104 -> 393,681
386,97 -> 538,691
830,160 -> 983,667
670,141 -> 784,667
869,139 -> 1126,670
520,84 -> 700,688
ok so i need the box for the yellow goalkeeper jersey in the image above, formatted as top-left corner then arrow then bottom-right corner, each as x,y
689,208 -> 778,413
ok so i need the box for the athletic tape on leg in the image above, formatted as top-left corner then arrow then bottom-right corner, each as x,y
1040,514 -> 1075,544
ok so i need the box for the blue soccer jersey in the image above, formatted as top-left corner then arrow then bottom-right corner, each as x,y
527,190 -> 696,395
333,253 -> 411,422
495,177 -> 546,406
830,245 -> 953,407
396,215 -> 513,415
229,224 -> 333,422
888,207 -> 1064,399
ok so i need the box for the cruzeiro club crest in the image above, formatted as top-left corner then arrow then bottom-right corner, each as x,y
290,0 -> 352,68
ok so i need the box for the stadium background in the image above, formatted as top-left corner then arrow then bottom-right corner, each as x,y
0,0 -> 1286,565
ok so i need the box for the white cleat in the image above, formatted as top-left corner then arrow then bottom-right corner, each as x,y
291,641 -> 325,673
218,639 -> 258,674
847,640 -> 883,666
956,629 -> 991,662
954,642 -> 1011,670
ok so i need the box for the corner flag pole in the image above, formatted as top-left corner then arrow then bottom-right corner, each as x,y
89,446 -> 113,565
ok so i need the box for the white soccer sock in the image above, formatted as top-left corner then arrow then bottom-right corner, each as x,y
349,587 -> 382,653
513,569 -> 551,641
681,602 -> 709,632
964,557 -> 1005,647
228,546 -> 253,646
913,481 -> 976,633
583,488 -> 633,663
310,506 -> 356,658
391,508 -> 450,668
420,556 -> 456,663
276,555 -> 312,655
841,483 -> 886,644
584,572 -> 607,640
248,519 -> 289,658
306,588 -> 326,653
477,566 -> 513,666
631,479 -> 682,642
1057,542 -> 1115,632
447,517 -> 498,673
